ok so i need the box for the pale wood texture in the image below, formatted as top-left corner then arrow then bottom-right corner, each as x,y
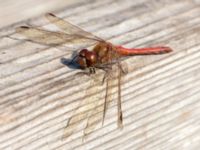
1,0 -> 200,149
0,0 -> 79,29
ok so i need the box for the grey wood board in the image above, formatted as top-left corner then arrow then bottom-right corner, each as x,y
0,0 -> 200,150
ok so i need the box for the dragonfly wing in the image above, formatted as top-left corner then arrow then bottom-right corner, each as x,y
62,74 -> 102,139
83,74 -> 115,138
16,26 -> 68,46
62,101 -> 91,138
16,26 -> 99,50
45,13 -> 103,41
117,64 -> 123,128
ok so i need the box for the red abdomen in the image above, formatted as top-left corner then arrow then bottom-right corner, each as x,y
115,46 -> 172,56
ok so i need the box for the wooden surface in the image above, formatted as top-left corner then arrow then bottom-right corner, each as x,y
1,0 -> 200,149
0,0 -> 78,29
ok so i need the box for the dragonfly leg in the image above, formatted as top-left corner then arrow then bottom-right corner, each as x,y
75,67 -> 96,77
96,64 -> 112,71
89,67 -> 96,74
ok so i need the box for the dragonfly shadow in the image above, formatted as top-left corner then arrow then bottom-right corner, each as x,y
60,57 -> 81,70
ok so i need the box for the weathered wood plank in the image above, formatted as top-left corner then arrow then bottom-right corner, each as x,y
0,0 -> 200,150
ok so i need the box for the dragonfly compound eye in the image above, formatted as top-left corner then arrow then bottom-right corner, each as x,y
78,49 -> 97,67
85,51 -> 97,66
79,49 -> 88,57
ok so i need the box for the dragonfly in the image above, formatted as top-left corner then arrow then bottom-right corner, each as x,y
16,13 -> 172,139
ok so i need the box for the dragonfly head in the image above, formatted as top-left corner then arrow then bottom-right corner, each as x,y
76,49 -> 97,68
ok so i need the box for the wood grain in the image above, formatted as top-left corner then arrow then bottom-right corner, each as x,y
0,0 -> 200,150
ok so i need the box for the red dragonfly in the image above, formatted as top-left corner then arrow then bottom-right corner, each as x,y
16,13 -> 172,139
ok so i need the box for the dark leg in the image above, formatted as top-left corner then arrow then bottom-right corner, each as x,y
89,67 -> 96,74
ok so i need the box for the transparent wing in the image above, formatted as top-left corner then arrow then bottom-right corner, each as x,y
62,74 -> 103,139
117,64 -> 123,128
16,26 -> 100,50
83,75 -> 115,138
83,49 -> 124,138
45,13 -> 103,41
